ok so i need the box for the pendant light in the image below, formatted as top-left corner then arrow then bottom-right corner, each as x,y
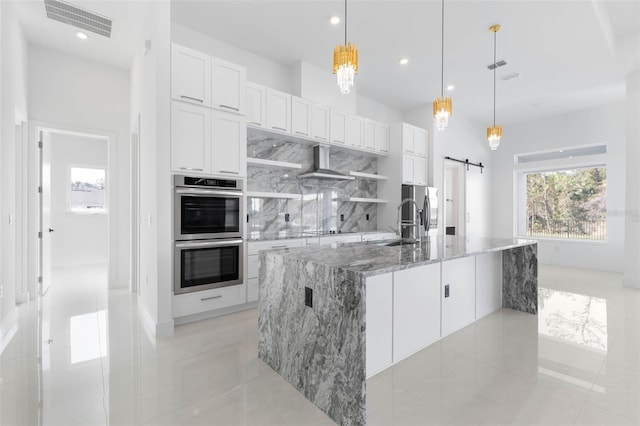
333,0 -> 358,94
487,24 -> 502,150
433,0 -> 452,130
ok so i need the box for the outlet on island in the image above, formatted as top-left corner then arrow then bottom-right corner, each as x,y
366,214 -> 370,221
340,214 -> 344,222
305,287 -> 313,307
444,284 -> 450,298
284,213 -> 290,222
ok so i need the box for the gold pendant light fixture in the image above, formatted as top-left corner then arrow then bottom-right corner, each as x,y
487,24 -> 502,150
333,0 -> 358,94
433,0 -> 452,130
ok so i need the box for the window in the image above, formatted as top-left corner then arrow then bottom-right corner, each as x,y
525,167 -> 606,240
70,167 -> 106,213
516,145 -> 607,241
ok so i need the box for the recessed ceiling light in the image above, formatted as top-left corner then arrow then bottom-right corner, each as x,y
76,32 -> 88,40
399,58 -> 409,65
559,149 -> 564,153
330,16 -> 340,25
446,84 -> 455,91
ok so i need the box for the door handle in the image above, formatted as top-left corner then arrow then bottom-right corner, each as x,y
48,228 -> 55,233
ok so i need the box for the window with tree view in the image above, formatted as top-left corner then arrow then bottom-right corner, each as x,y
70,167 -> 106,213
526,167 -> 606,240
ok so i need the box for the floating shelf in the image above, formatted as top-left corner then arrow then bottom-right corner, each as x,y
246,191 -> 301,200
348,171 -> 389,180
247,158 -> 303,169
336,197 -> 389,204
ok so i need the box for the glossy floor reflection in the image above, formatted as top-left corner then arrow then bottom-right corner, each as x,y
1,264 -> 639,425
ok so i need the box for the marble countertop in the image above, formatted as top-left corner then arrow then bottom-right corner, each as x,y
246,229 -> 392,242
261,236 -> 537,277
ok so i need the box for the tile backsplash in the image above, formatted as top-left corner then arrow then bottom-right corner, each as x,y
247,131 -> 380,238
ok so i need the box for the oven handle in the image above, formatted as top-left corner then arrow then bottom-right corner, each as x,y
175,239 -> 243,249
176,188 -> 243,197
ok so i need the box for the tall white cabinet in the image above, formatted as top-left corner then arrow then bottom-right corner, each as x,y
170,43 -> 247,178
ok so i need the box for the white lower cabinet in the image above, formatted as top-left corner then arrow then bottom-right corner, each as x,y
393,263 -> 441,362
476,252 -> 502,319
441,256 -> 476,337
365,273 -> 393,378
173,285 -> 245,317
247,278 -> 259,303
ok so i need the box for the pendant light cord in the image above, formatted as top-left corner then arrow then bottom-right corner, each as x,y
493,29 -> 497,127
440,0 -> 445,98
344,0 -> 348,45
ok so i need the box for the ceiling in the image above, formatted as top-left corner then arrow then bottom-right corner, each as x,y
12,0 -> 640,126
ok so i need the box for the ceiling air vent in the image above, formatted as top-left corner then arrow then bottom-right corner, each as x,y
487,60 -> 507,70
44,0 -> 112,38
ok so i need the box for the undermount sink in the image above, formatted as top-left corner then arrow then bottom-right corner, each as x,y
377,238 -> 420,247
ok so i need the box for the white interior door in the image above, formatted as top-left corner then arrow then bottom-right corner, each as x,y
444,161 -> 465,236
465,165 -> 485,237
131,118 -> 141,294
39,130 -> 52,295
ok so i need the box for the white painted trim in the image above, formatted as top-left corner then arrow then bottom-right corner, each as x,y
137,296 -> 175,338
173,302 -> 257,326
28,120 -> 121,294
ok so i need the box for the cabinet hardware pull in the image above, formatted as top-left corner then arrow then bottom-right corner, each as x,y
181,96 -> 204,103
220,105 -> 240,111
272,127 -> 287,132
220,170 -> 239,175
201,295 -> 222,301
248,121 -> 261,125
295,131 -> 308,136
180,167 -> 204,171
271,245 -> 287,249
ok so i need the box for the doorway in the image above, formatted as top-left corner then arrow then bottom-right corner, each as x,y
35,126 -> 114,296
443,160 -> 465,236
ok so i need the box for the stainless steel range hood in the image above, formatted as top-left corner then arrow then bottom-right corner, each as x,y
298,145 -> 355,180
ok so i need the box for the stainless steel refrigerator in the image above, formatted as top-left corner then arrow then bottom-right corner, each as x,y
401,185 -> 439,238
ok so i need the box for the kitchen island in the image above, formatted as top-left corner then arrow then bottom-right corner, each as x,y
258,236 -> 537,425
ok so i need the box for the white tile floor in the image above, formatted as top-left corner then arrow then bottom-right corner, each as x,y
1,264 -> 639,425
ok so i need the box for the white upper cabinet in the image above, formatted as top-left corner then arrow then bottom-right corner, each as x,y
171,101 -> 211,173
402,154 -> 428,186
401,123 -> 428,157
363,119 -> 376,151
171,44 -> 212,107
330,109 -> 348,144
311,104 -> 330,142
347,115 -> 364,149
375,123 -> 390,153
266,88 -> 291,134
211,110 -> 246,177
211,58 -> 246,115
291,96 -> 312,138
246,82 -> 266,128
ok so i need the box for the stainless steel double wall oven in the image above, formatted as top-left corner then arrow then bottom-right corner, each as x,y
174,175 -> 243,294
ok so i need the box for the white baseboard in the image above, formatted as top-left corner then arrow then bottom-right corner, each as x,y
137,298 -> 175,341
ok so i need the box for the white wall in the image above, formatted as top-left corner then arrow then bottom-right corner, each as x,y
0,0 -> 29,332
171,23 -> 294,93
491,103 -> 626,272
403,106 -> 493,237
28,46 -> 131,287
358,95 -> 403,124
130,1 -> 173,336
49,132 -> 108,268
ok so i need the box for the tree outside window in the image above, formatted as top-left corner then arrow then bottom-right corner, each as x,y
70,167 -> 106,213
526,167 -> 606,240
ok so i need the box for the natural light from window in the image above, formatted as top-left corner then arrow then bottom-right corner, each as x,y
525,167 -> 606,240
70,167 -> 106,213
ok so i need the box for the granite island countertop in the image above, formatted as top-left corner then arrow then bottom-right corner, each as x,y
246,229 -> 394,242
261,235 -> 537,277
